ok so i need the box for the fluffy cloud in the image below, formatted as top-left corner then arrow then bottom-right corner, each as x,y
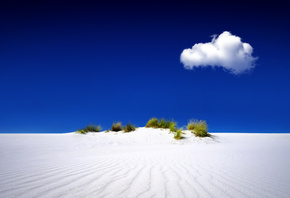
180,31 -> 257,74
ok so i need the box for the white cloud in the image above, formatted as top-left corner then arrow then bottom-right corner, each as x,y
180,31 -> 258,74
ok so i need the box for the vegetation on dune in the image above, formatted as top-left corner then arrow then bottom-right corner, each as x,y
146,118 -> 159,128
146,118 -> 176,130
76,118 -> 210,140
77,129 -> 87,134
145,118 -> 182,140
174,128 -> 183,140
123,122 -> 136,132
187,122 -> 195,130
169,121 -> 177,132
77,124 -> 101,134
111,122 -> 122,132
187,120 -> 210,137
159,118 -> 172,128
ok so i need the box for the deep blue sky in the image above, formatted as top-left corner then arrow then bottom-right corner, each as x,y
1,0 -> 289,133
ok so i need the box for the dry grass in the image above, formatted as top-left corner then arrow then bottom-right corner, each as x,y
146,118 -> 176,130
174,128 -> 183,140
123,123 -> 136,132
111,122 -> 122,132
146,118 -> 159,128
187,120 -> 210,137
77,124 -> 101,134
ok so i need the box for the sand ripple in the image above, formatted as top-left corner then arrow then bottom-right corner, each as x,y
0,130 -> 290,198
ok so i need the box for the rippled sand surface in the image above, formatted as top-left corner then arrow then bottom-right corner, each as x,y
0,128 -> 290,198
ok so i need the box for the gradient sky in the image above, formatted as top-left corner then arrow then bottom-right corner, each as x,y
1,0 -> 289,133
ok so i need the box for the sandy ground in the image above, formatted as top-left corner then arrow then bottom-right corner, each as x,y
0,127 -> 290,198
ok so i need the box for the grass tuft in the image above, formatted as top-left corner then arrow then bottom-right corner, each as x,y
146,118 -> 176,130
146,118 -> 159,128
77,129 -> 87,134
123,122 -> 136,132
174,128 -> 183,140
77,124 -> 101,134
187,120 -> 210,137
159,118 -> 172,128
111,122 -> 122,132
169,121 -> 177,132
146,117 -> 181,139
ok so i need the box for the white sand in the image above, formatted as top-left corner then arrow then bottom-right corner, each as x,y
0,127 -> 290,198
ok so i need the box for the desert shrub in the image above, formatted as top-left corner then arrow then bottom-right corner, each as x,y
111,122 -> 122,132
146,118 -> 159,128
174,128 -> 183,140
123,122 -> 136,132
188,120 -> 210,137
77,124 -> 101,134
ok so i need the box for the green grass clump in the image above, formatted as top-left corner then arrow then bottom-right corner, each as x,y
77,129 -> 87,134
174,128 -> 183,140
146,118 -> 159,128
187,120 -> 210,137
169,121 -> 177,132
111,122 -> 122,132
187,122 -> 196,130
146,117 -> 181,139
123,122 -> 136,132
159,118 -> 172,128
77,124 -> 101,134
146,118 -> 176,130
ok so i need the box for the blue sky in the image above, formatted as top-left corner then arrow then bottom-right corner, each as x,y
0,0 -> 289,133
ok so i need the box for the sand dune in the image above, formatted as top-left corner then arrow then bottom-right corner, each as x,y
0,128 -> 290,198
